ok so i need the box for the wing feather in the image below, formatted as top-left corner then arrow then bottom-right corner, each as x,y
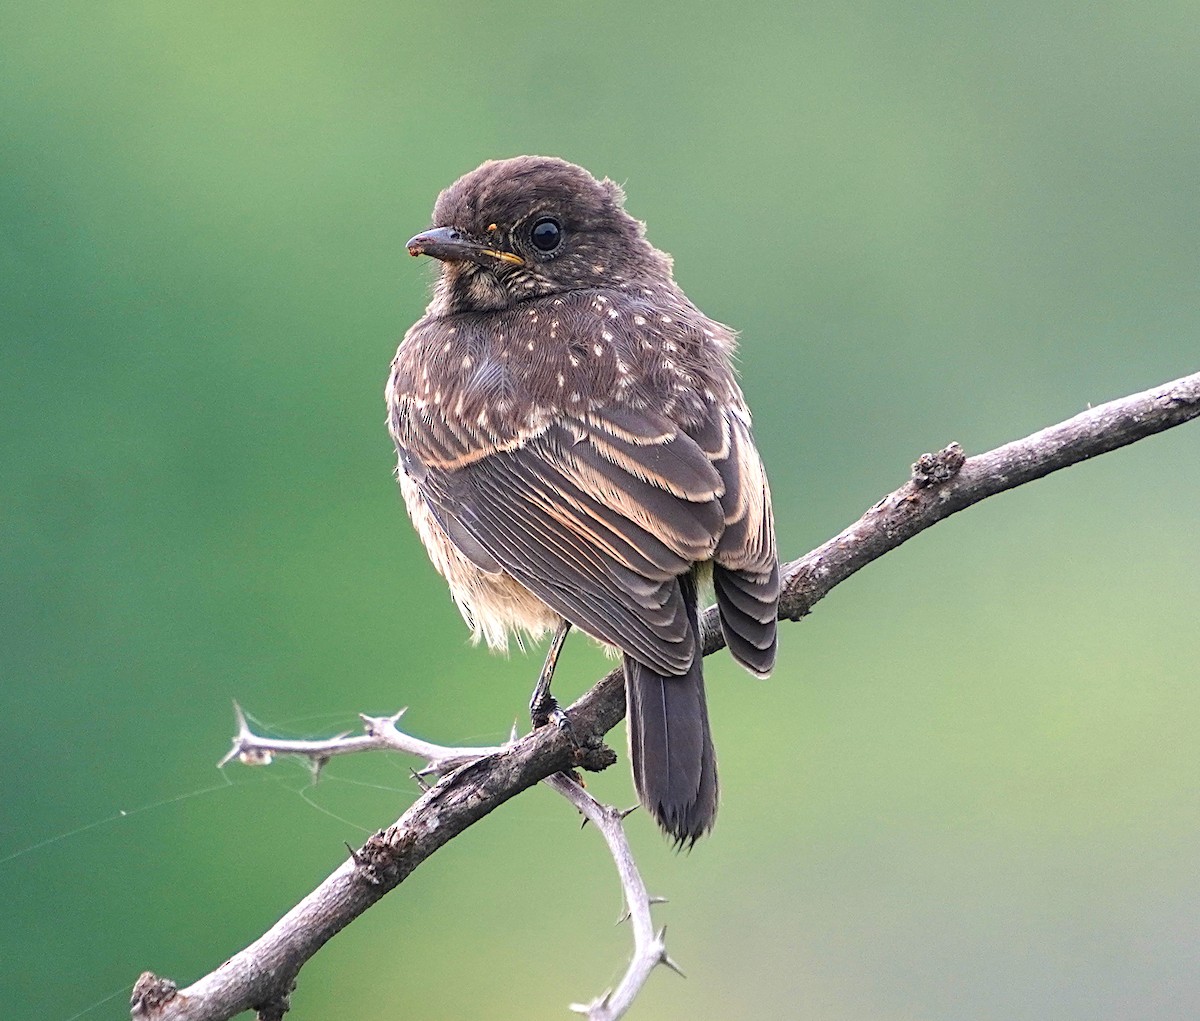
709,409 -> 780,676
417,417 -> 720,674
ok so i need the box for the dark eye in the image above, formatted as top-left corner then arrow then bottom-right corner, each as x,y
530,217 -> 562,253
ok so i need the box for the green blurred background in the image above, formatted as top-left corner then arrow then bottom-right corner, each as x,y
3,3 -> 1198,1019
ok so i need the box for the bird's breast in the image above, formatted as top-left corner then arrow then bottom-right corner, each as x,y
389,288 -> 744,460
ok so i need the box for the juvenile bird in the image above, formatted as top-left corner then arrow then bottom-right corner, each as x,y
387,156 -> 779,845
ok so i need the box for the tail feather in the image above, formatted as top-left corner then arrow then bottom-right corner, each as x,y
713,562 -> 779,677
626,574 -> 718,846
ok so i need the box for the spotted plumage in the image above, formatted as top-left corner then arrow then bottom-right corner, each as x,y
388,156 -> 779,845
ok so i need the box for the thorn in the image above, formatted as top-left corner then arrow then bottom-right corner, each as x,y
345,842 -> 363,866
660,952 -> 686,978
307,756 -> 329,783
648,895 -> 669,905
569,990 -> 612,1014
615,907 -> 631,925
618,804 -> 639,820
218,702 -> 269,768
410,768 -> 431,792
579,815 -> 590,831
509,720 -> 519,743
657,931 -> 686,979
359,708 -> 407,736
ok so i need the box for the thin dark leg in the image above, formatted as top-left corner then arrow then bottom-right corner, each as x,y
529,619 -> 572,731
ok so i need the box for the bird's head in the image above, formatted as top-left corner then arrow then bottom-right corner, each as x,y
407,156 -> 672,314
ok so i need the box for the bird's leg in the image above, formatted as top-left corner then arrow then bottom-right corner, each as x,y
529,619 -> 573,732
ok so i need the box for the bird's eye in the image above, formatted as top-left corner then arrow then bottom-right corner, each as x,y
530,217 -> 562,253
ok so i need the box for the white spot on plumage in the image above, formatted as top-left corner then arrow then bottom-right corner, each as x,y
461,355 -> 472,369
601,330 -> 613,341
633,315 -> 646,326
660,314 -> 672,324
593,343 -> 604,356
526,341 -> 535,351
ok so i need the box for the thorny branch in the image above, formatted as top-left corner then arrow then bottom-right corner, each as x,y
547,774 -> 683,1021
131,371 -> 1200,1021
217,703 -> 509,776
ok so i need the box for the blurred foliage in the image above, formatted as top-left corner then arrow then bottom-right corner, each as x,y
2,3 -> 1198,1019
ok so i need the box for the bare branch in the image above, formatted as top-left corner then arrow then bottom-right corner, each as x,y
131,370 -> 1200,1021
768,370 -> 1200,626
220,708 -> 670,1018
218,702 -> 508,776
542,775 -> 676,1021
134,718 -> 618,1021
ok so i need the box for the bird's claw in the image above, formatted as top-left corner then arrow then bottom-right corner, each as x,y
551,706 -> 576,743
531,695 -> 577,745
530,692 -> 558,730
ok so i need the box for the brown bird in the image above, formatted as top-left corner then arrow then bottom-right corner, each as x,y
387,156 -> 779,845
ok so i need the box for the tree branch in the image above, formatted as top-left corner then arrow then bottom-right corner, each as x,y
218,711 -> 683,1018
771,370 -> 1200,625
218,702 -> 510,776
546,774 -> 683,1020
131,370 -> 1200,1021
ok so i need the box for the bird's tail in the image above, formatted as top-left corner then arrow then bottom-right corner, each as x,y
625,576 -> 718,847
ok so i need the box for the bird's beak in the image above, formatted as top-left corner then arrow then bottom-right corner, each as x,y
406,226 -> 525,267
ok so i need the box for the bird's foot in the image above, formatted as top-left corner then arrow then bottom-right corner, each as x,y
530,694 -> 577,743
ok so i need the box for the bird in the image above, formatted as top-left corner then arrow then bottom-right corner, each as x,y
387,156 -> 779,846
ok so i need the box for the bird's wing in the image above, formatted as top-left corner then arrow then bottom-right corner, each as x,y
402,404 -> 727,675
696,403 -> 780,676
